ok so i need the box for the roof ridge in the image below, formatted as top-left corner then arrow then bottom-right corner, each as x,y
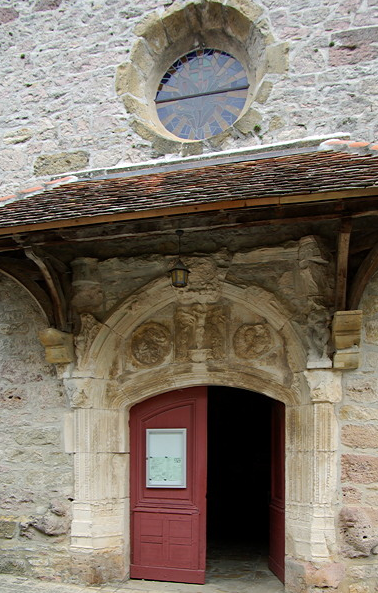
318,139 -> 378,156
0,175 -> 78,208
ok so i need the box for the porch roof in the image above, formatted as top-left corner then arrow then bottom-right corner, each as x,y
1,139 -> 378,235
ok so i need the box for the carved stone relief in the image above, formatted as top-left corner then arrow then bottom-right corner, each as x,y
123,300 -> 292,376
228,237 -> 334,369
64,378 -> 91,408
298,237 -> 334,368
178,252 -> 231,301
233,323 -> 274,359
298,236 -> 333,300
232,312 -> 287,369
203,305 -> 227,360
131,321 -> 172,366
174,304 -> 227,362
20,499 -> 71,539
74,313 -> 103,369
304,308 -> 332,368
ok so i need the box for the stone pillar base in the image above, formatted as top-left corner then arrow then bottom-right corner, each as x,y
70,549 -> 127,585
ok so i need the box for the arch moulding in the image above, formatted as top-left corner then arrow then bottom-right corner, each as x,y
64,276 -> 341,590
72,276 -> 307,409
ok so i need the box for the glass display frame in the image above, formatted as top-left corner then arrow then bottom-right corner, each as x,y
146,428 -> 187,488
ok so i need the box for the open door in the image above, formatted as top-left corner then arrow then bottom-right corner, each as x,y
269,399 -> 285,582
130,387 -> 207,584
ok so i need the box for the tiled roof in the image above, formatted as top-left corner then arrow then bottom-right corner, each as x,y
0,143 -> 378,234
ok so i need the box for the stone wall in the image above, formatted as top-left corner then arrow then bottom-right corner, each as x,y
1,0 -> 378,196
0,273 -> 73,580
337,272 -> 378,592
1,232 -> 378,590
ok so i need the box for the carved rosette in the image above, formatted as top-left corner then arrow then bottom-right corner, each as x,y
233,323 -> 274,359
131,322 -> 172,367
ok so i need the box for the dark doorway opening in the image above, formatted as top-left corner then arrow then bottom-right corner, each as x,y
207,387 -> 272,546
206,387 -> 273,581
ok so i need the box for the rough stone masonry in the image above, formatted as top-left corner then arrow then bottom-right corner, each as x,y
1,1 -> 378,592
0,0 -> 378,197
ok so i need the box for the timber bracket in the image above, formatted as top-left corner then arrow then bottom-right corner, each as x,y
23,246 -> 71,332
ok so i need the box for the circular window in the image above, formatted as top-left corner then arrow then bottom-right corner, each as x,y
155,49 -> 249,141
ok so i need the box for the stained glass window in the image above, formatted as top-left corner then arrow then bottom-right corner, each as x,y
155,49 -> 249,141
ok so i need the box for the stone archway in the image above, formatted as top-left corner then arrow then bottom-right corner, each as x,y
64,276 -> 341,590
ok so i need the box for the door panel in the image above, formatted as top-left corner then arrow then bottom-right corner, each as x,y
269,399 -> 285,583
130,387 -> 207,584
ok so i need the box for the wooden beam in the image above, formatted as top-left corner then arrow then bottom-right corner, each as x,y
24,247 -> 69,331
349,241 -> 378,310
335,219 -> 352,311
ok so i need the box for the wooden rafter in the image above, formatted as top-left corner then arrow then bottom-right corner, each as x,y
349,241 -> 378,310
335,219 -> 352,311
24,247 -> 69,331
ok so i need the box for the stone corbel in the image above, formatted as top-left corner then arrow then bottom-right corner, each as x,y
332,310 -> 362,370
39,328 -> 74,364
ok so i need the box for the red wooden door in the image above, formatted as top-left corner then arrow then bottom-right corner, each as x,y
269,399 -> 285,582
130,387 -> 207,584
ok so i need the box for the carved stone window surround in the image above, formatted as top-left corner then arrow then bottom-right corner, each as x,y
116,0 -> 288,154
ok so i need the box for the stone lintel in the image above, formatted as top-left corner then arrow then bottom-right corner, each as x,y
39,327 -> 74,363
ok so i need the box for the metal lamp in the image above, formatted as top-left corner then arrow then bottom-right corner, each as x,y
170,230 -> 190,288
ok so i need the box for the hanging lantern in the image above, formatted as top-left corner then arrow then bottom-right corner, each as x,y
169,230 -> 190,288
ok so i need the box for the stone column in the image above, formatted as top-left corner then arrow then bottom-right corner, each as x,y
65,407 -> 129,584
286,370 -> 344,592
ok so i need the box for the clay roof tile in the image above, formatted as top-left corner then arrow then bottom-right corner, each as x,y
0,143 -> 377,233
